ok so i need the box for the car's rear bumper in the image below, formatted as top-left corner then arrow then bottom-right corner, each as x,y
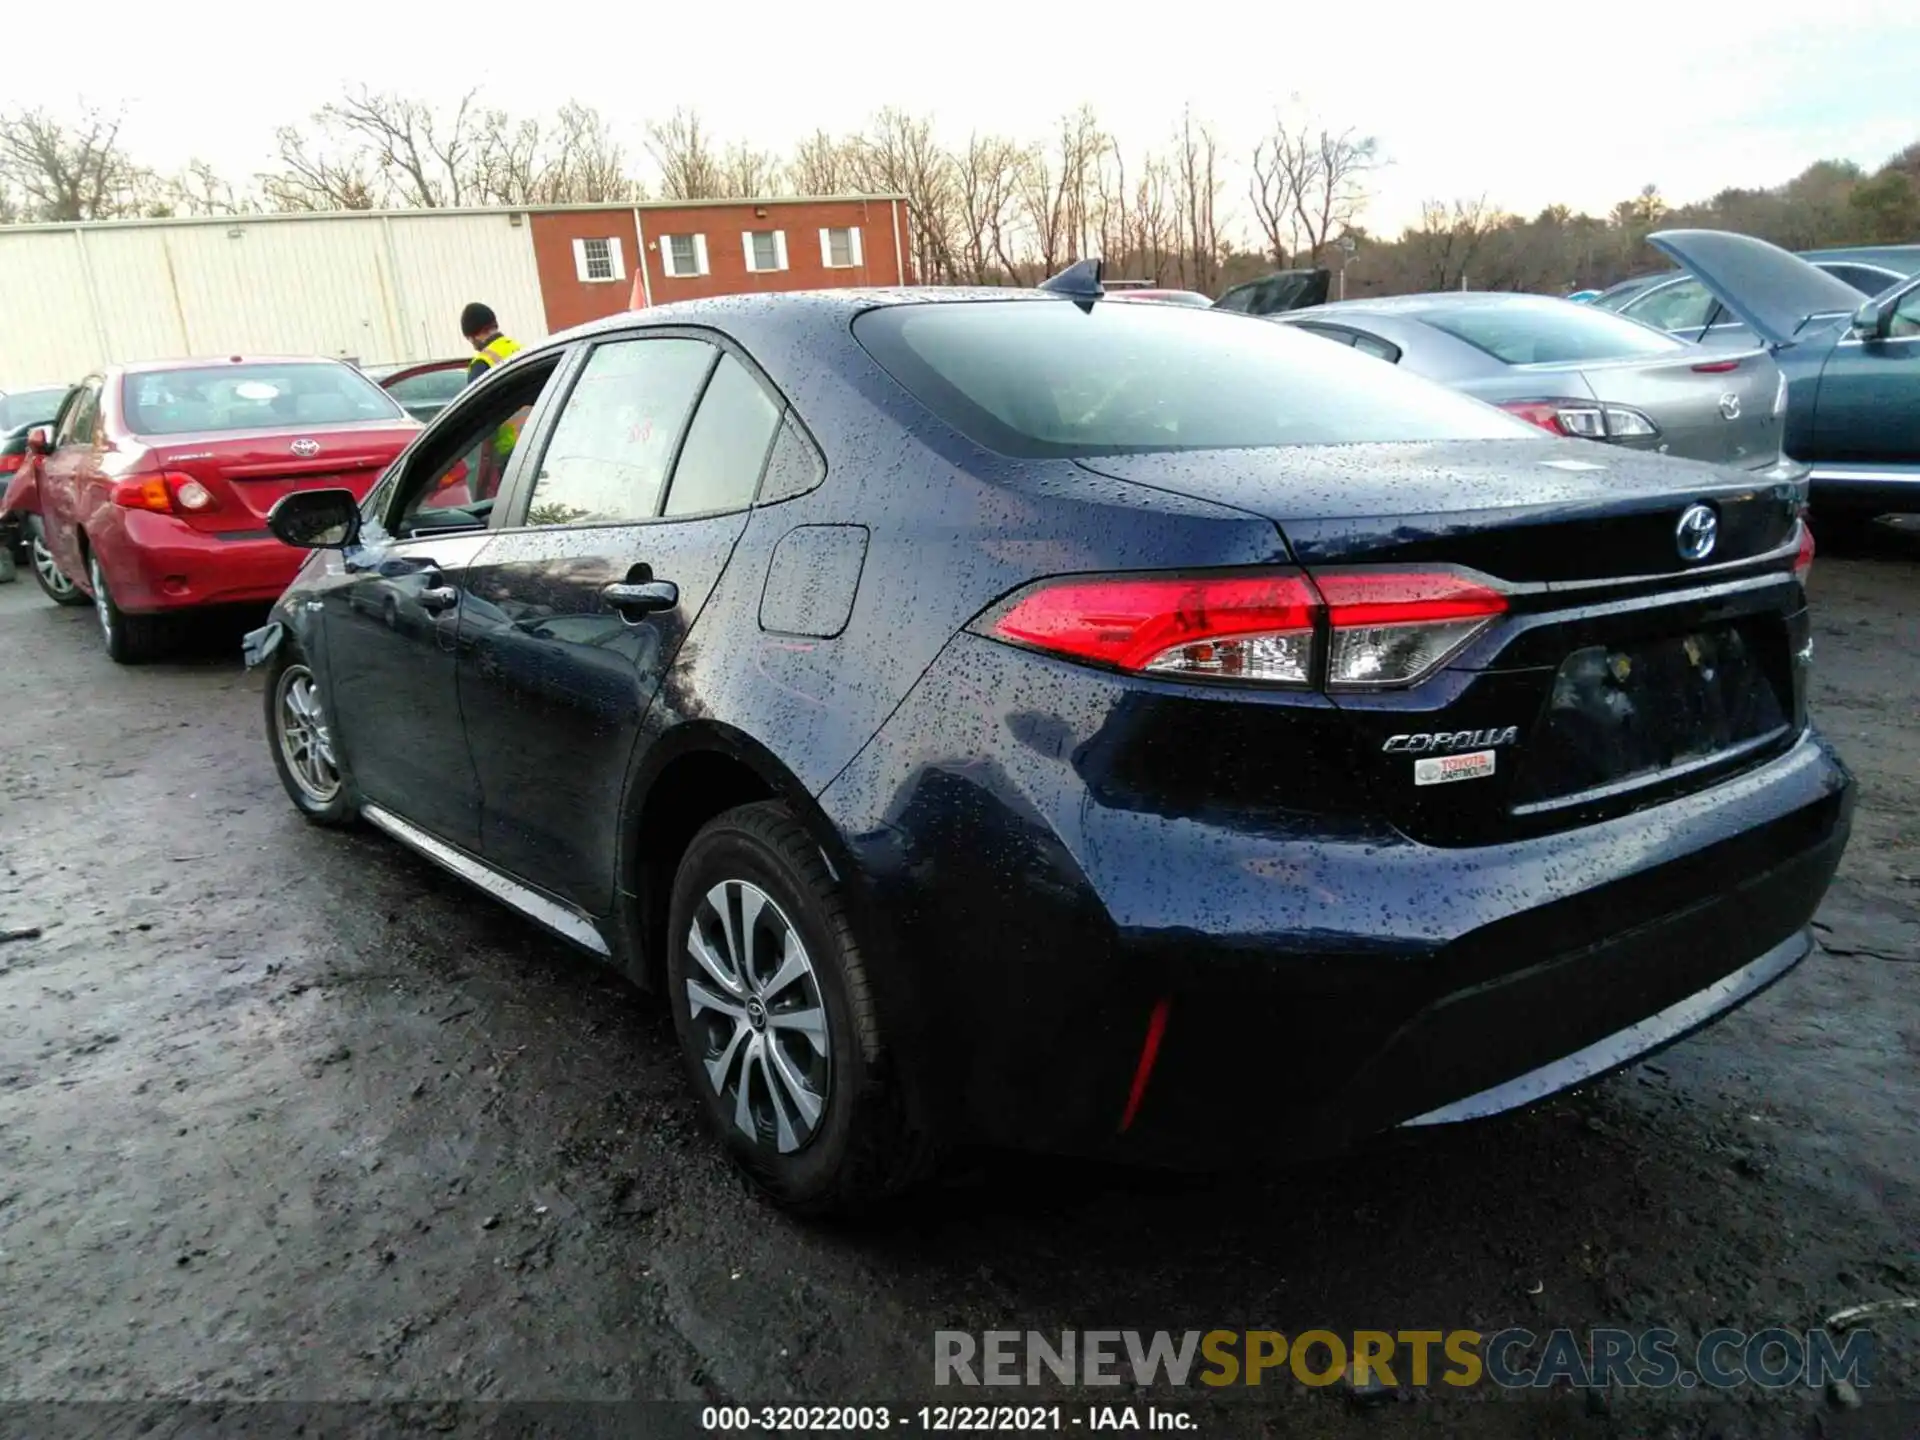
821,633 -> 1854,1164
100,512 -> 301,612
1808,463 -> 1920,517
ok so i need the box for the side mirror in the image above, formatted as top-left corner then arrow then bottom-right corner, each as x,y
1851,298 -> 1891,341
26,428 -> 52,456
268,487 -> 362,550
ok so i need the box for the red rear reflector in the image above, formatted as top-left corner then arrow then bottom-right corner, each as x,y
110,477 -> 174,513
1497,401 -> 1569,436
987,573 -> 1319,683
1691,360 -> 1740,373
1117,998 -> 1170,1134
1795,524 -> 1815,578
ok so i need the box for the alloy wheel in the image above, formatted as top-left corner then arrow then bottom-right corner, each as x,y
89,558 -> 113,646
685,879 -> 831,1154
32,533 -> 73,598
275,664 -> 342,804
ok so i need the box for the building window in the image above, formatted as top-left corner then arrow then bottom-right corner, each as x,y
819,226 -> 864,269
662,234 -> 709,278
571,236 -> 625,284
743,230 -> 788,274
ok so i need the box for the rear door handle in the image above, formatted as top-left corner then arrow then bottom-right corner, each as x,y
601,580 -> 678,618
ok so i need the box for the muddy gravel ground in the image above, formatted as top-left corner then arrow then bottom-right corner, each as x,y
1,544 -> 1916,1440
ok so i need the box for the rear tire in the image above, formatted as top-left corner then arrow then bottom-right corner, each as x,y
28,519 -> 87,606
89,554 -> 164,663
666,801 -> 936,1215
265,642 -> 357,827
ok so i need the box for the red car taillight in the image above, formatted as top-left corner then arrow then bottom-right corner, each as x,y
0,453 -> 21,476
1795,523 -> 1815,580
1498,399 -> 1659,443
109,471 -> 217,515
978,568 -> 1507,691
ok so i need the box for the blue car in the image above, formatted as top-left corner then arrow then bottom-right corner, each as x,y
247,267 -> 1850,1211
1647,230 -> 1920,525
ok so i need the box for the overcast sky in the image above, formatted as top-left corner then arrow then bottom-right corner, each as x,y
15,0 -> 1917,236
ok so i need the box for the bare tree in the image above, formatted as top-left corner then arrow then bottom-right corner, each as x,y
718,140 -> 782,199
1402,196 -> 1499,290
161,159 -> 253,216
952,133 -> 1027,284
787,130 -> 856,196
646,108 -> 724,200
846,110 -> 958,282
1172,106 -> 1223,292
0,107 -> 153,221
260,125 -> 381,211
1249,114 -> 1377,266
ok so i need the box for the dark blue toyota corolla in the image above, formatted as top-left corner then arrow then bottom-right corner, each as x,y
248,275 -> 1852,1213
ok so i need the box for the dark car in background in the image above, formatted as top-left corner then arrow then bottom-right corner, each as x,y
1212,267 -> 1331,315
1276,292 -> 1800,474
366,358 -> 471,423
250,282 -> 1848,1213
1641,229 -> 1920,528
1594,243 -> 1920,349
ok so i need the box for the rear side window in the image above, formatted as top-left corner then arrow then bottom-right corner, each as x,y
853,300 -> 1532,458
1418,299 -> 1688,365
525,337 -> 714,527
1819,263 -> 1900,297
1621,279 -> 1715,333
664,354 -> 782,517
125,362 -> 403,435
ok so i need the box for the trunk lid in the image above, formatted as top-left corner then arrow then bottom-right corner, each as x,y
1213,268 -> 1332,316
144,421 -> 420,533
1647,229 -> 1864,349
1075,440 -> 1808,843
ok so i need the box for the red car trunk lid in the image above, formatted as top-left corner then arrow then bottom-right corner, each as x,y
148,423 -> 419,532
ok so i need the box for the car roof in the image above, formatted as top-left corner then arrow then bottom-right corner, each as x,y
115,355 -> 361,376
550,285 -> 1063,347
1290,292 -> 1583,319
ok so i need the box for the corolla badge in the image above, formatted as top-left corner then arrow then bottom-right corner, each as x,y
1675,503 -> 1719,562
291,438 -> 321,458
1718,393 -> 1742,421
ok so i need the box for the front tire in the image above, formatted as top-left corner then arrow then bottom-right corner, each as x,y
265,645 -> 357,827
89,554 -> 164,663
666,802 -> 934,1214
29,519 -> 87,606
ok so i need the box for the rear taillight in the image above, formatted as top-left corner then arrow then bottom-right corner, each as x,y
1795,523 -> 1815,579
977,568 -> 1507,691
108,471 -> 217,515
1498,399 -> 1659,443
0,453 -> 21,476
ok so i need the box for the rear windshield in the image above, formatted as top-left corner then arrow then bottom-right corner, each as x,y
124,363 -> 405,436
1415,298 -> 1688,365
852,300 -> 1533,458
1,388 -> 69,430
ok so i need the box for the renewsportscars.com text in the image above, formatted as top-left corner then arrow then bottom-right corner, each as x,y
934,1328 -> 1874,1391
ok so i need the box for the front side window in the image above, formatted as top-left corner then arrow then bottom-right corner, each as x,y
125,362 -> 403,436
56,383 -> 100,447
388,367 -> 555,537
1888,285 -> 1920,339
854,300 -> 1535,458
1419,298 -> 1689,365
1620,279 -> 1716,333
524,338 -> 716,527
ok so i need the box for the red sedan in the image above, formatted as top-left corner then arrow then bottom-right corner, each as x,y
32,357 -> 420,662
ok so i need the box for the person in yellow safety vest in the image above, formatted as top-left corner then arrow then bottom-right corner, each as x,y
459,302 -> 523,495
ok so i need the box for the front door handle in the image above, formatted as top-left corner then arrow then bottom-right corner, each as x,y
418,585 -> 459,613
601,579 -> 678,618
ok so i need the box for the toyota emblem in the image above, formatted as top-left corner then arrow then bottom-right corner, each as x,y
291,438 -> 321,458
1675,503 -> 1718,562
1718,393 -> 1741,421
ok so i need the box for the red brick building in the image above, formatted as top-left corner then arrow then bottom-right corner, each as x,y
530,195 -> 915,333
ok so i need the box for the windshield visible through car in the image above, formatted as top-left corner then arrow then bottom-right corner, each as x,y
1,388 -> 69,430
853,300 -> 1536,457
1415,298 -> 1689,365
124,363 -> 405,436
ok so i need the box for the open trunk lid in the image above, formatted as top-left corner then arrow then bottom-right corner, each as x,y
1075,440 -> 1809,843
1647,229 -> 1864,349
143,421 -> 419,533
